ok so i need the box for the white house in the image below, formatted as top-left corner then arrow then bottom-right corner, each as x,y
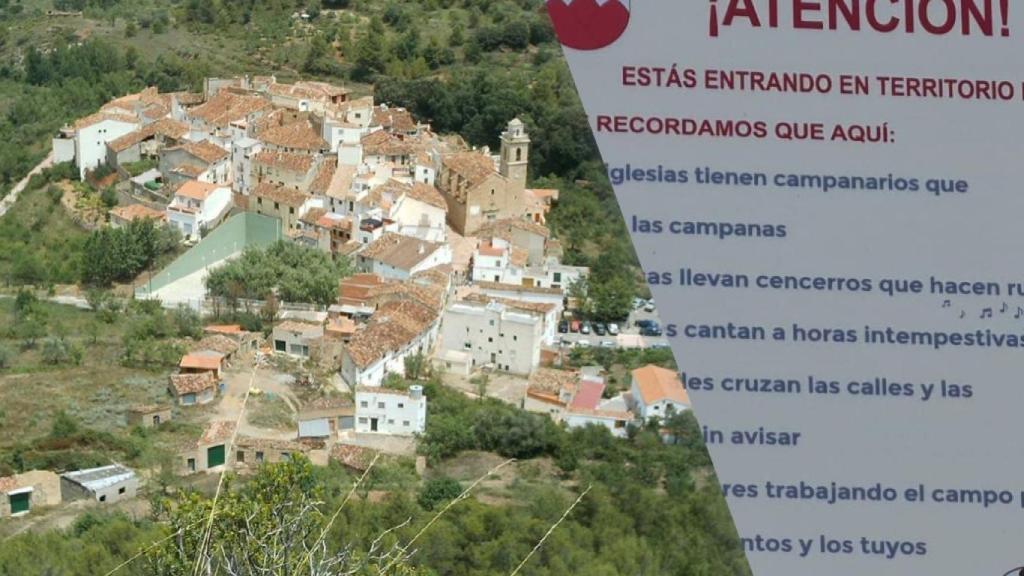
389,183 -> 448,242
231,137 -> 263,194
630,365 -> 690,421
563,378 -> 632,438
471,236 -> 587,291
271,320 -> 324,358
341,299 -> 441,388
440,300 -> 543,375
69,112 -> 140,179
357,232 -> 451,281
461,293 -> 558,345
354,385 -> 426,436
166,180 -> 233,242
476,282 -> 565,317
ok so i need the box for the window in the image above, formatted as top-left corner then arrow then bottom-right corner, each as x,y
289,207 -> 295,214
388,419 -> 395,425
275,340 -> 287,352
274,202 -> 280,209
257,197 -> 263,205
282,452 -> 291,460
513,335 -> 518,341
489,320 -> 495,326
118,487 -> 126,495
187,458 -> 196,473
403,421 -> 410,427
377,402 -> 385,409
488,337 -> 493,343
358,417 -> 368,424
398,403 -> 404,409
100,495 -> 107,502
360,401 -> 368,408
553,272 -> 562,283
237,451 -> 245,463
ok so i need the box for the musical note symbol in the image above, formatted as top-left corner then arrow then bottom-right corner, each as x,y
981,308 -> 994,319
942,300 -> 951,308
1001,302 -> 1009,314
1016,307 -> 1024,320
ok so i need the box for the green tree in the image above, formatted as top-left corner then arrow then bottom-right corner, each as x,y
352,17 -> 388,81
148,458 -> 424,575
418,477 -> 463,511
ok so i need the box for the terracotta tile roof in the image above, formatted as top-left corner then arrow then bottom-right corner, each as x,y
252,182 -> 309,207
268,81 -> 348,102
235,435 -> 305,451
169,372 -> 217,395
75,111 -> 138,130
463,294 -> 555,315
410,266 -> 452,288
365,179 -> 408,210
253,150 -> 316,174
375,299 -> 437,335
528,368 -> 578,399
193,335 -> 240,356
372,106 -> 417,133
198,421 -> 236,446
405,182 -> 446,210
108,118 -> 189,152
109,204 -> 167,223
478,243 -> 503,258
476,218 -> 551,240
260,120 -> 328,151
359,233 -> 444,271
346,322 -> 419,369
129,404 -> 171,414
179,351 -> 224,371
316,214 -> 352,232
181,140 -> 229,164
301,395 -> 354,415
570,380 -> 605,411
330,444 -> 377,471
175,180 -> 222,201
510,247 -> 529,268
274,320 -> 324,337
361,130 -> 414,156
632,365 -> 689,406
339,273 -> 390,306
310,157 -> 337,195
189,91 -> 270,128
345,294 -> 441,370
477,281 -> 562,296
205,324 -> 243,335
173,164 -> 207,178
371,281 -> 446,313
326,316 -> 357,337
300,208 -> 328,226
442,152 -> 496,188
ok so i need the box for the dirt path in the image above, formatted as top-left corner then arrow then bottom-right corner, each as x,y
0,152 -> 54,219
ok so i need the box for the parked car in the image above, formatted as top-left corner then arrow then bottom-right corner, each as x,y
636,319 -> 654,330
577,339 -> 591,348
649,342 -> 671,350
600,340 -> 616,348
558,320 -> 569,334
633,297 -> 646,310
593,322 -> 607,336
580,322 -> 592,335
644,300 -> 656,312
570,320 -> 580,333
607,323 -> 620,336
641,323 -> 662,336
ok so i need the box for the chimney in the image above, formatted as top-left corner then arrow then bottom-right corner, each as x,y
409,385 -> 424,400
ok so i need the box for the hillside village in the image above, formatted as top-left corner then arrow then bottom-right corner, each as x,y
1,76 -> 686,520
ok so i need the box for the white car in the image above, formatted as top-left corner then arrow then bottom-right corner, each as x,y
577,339 -> 591,348
644,300 -> 656,312
600,340 -> 616,348
607,323 -> 620,335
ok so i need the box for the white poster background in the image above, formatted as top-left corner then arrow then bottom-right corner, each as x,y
557,1 -> 1024,575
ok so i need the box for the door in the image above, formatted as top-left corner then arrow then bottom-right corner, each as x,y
9,492 -> 30,515
370,418 -> 379,432
207,444 -> 226,468
152,415 -> 161,426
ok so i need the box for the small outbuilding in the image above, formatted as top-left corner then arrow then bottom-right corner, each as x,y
0,471 -> 62,518
128,404 -> 173,428
61,464 -> 139,504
